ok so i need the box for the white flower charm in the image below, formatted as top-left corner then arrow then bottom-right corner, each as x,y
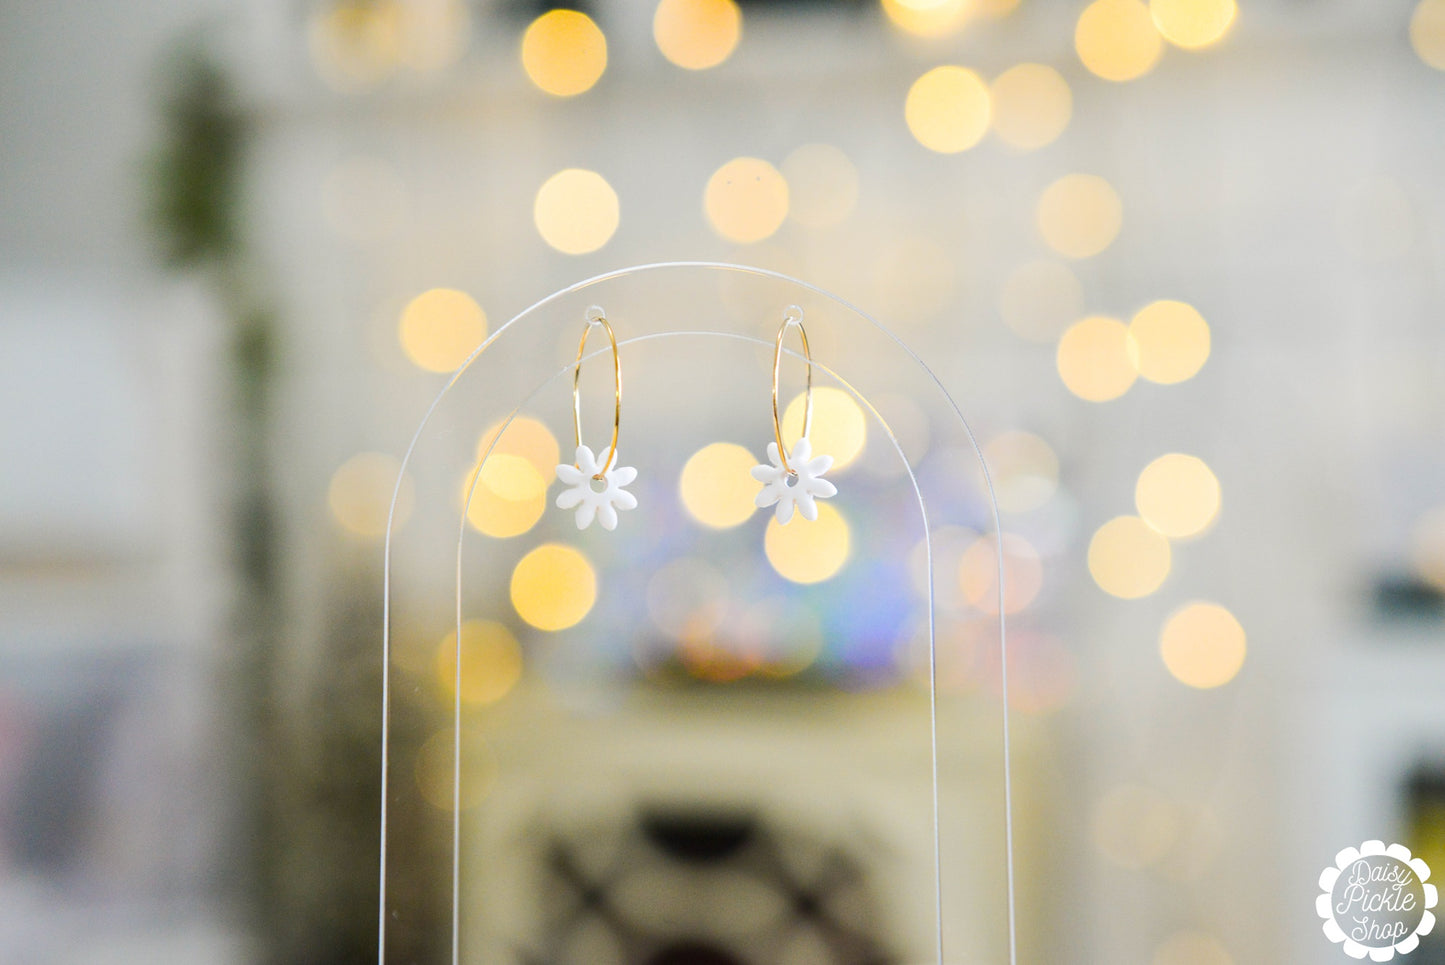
555,445 -> 638,531
752,437 -> 836,525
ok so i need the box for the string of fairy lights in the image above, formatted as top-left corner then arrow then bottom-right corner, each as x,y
309,4 -> 1445,944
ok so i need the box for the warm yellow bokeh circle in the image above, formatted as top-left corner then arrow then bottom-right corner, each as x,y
1135,453 -> 1220,539
1150,0 -> 1237,50
764,503 -> 852,584
435,619 -> 524,705
1414,0 -> 1445,70
679,442 -> 762,529
881,0 -> 972,38
905,66 -> 992,154
1057,316 -> 1137,402
1127,299 -> 1211,384
1160,602 -> 1246,688
653,0 -> 742,70
398,288 -> 487,373
1088,515 -> 1172,599
780,386 -> 868,472
1075,0 -> 1163,82
520,9 -> 607,96
464,417 -> 560,539
990,64 -> 1072,151
534,169 -> 620,255
510,543 -> 598,630
704,157 -> 790,244
1036,173 -> 1123,259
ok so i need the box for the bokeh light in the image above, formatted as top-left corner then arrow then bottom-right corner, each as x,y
782,144 -> 860,229
435,619 -> 523,706
533,168 -> 620,255
958,532 -> 1043,614
764,503 -> 851,584
880,0 -> 972,38
999,260 -> 1084,343
1075,0 -> 1164,82
520,9 -> 607,97
328,452 -> 413,537
415,728 -> 494,810
1150,0 -> 1237,49
464,455 -> 548,538
679,442 -> 762,528
1159,602 -> 1246,688
990,64 -> 1072,151
1057,316 -> 1137,402
1127,299 -> 1211,384
1414,0 -> 1445,69
1036,173 -> 1123,258
397,0 -> 470,72
1093,784 -> 1179,869
308,0 -> 403,92
704,157 -> 790,243
1409,506 -> 1445,592
983,431 -> 1060,513
781,386 -> 868,472
905,66 -> 991,154
679,442 -> 761,529
397,288 -> 487,373
1152,932 -> 1235,965
1088,515 -> 1172,598
465,417 -> 559,539
653,0 -> 742,70
511,544 -> 598,630
1135,453 -> 1221,539
479,416 -> 560,475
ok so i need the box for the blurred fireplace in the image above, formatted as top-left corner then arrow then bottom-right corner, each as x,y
528,807 -> 894,964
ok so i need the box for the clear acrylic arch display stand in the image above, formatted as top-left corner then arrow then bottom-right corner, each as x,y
381,263 -> 1016,965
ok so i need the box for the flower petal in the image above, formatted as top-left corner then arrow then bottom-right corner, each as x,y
791,437 -> 812,463
611,465 -> 637,487
752,463 -> 781,482
809,477 -> 837,499
775,497 -> 796,525
575,501 -> 596,530
598,503 -> 618,531
613,489 -> 637,511
574,445 -> 598,476
756,486 -> 782,508
556,487 -> 584,509
767,442 -> 782,469
806,454 -> 834,476
555,464 -> 585,486
796,492 -> 818,521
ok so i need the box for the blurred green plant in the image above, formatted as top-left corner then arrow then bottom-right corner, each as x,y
147,38 -> 439,965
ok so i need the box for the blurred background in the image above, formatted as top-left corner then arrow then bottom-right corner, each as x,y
3,0 -> 1445,962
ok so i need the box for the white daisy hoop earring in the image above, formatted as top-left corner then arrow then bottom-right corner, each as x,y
553,306 -> 638,531
752,305 -> 837,525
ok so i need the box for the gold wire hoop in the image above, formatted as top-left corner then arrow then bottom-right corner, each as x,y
771,304 -> 812,475
573,306 -> 621,479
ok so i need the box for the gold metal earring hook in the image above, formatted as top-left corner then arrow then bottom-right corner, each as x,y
573,305 -> 621,479
771,304 -> 811,475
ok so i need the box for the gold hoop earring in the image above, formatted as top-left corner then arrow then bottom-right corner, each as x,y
751,305 -> 837,525
554,306 -> 638,531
